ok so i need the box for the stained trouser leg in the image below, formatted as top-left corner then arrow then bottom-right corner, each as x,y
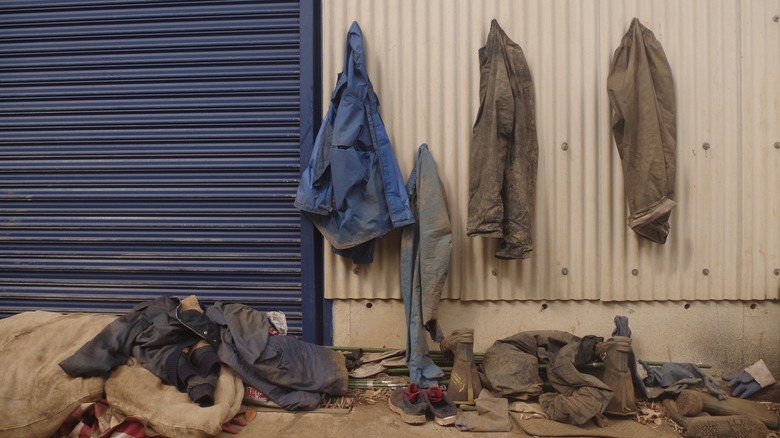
469,20 -> 537,259
498,43 -> 537,260
467,21 -> 513,240
608,18 -> 677,244
402,149 -> 444,388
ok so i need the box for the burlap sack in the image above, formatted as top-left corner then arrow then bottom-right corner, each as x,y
0,311 -> 244,438
105,358 -> 244,438
0,311 -> 115,438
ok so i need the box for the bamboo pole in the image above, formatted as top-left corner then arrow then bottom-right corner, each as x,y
328,346 -> 710,368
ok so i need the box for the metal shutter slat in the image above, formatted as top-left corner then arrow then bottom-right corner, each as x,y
0,0 -> 305,335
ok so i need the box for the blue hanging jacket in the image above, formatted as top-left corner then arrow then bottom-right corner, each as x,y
295,21 -> 414,255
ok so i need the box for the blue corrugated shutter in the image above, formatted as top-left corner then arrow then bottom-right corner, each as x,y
0,1 -> 308,336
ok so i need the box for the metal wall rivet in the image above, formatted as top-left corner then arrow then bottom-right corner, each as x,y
774,268 -> 780,276
750,303 -> 758,310
541,303 -> 548,310
684,303 -> 691,309
562,268 -> 569,275
631,269 -> 639,276
774,15 -> 780,22
702,142 -> 710,150
774,142 -> 780,149
561,142 -> 569,151
702,268 -> 709,276
491,269 -> 498,276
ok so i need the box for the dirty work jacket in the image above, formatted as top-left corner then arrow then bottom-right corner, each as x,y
608,18 -> 677,244
205,302 -> 349,411
59,296 -> 221,406
481,330 -> 613,425
295,21 -> 414,263
401,144 -> 451,387
467,19 -> 538,260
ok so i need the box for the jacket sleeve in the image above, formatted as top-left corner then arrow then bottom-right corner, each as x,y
330,22 -> 368,148
59,303 -> 148,377
294,108 -> 335,215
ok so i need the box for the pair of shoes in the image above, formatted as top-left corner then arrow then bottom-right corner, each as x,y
388,384 -> 457,426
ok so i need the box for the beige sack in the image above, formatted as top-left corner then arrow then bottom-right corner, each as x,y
0,311 -> 115,438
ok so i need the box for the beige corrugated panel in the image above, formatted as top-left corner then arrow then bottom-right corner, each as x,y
321,0 -> 780,301
740,0 -> 780,300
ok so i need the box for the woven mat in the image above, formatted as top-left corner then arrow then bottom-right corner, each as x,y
511,414 -> 679,438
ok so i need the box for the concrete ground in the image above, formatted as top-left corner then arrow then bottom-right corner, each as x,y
215,400 -> 692,438
216,388 -> 780,438
218,401 -> 529,438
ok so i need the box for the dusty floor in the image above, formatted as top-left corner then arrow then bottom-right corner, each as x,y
218,400 -> 530,438
216,394 -> 780,438
216,399 -> 684,438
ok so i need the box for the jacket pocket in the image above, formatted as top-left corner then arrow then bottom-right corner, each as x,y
331,95 -> 365,147
330,145 -> 372,208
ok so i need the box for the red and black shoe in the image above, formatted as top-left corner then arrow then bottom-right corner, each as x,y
388,383 -> 427,424
423,386 -> 457,426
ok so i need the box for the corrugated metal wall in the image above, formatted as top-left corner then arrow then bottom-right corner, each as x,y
741,0 -> 780,301
321,0 -> 780,301
0,1 -> 308,334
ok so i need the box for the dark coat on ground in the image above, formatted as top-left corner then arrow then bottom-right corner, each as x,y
206,302 -> 349,410
59,296 -> 220,406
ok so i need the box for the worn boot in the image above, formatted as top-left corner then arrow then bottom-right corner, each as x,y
440,329 -> 482,405
596,336 -> 636,415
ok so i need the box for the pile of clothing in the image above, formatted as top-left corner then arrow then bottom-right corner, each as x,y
60,295 -> 349,411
